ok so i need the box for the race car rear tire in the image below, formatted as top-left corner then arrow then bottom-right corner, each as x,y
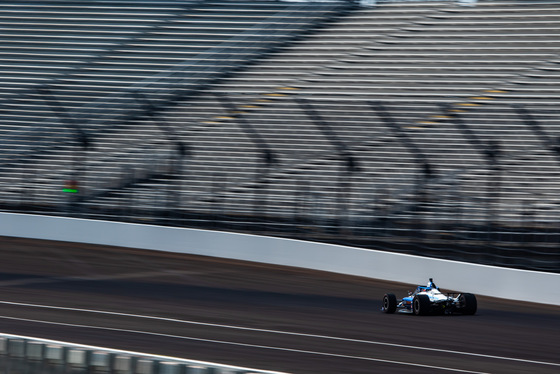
460,293 -> 477,315
383,293 -> 397,314
413,294 -> 430,316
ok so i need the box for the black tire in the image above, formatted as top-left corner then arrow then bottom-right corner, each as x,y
383,293 -> 397,314
459,293 -> 477,315
413,294 -> 431,316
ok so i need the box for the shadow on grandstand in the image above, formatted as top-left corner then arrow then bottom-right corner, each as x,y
1,0 -> 559,274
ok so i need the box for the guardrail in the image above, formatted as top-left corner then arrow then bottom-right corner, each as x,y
0,334 -> 286,374
0,212 -> 558,305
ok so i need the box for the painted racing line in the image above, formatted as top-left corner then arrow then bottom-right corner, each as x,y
1,300 -> 559,373
0,315 -> 487,374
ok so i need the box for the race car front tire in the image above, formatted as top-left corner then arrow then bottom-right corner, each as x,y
413,294 -> 431,316
459,293 -> 477,315
383,293 -> 397,314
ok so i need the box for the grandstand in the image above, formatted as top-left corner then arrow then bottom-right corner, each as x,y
1,0 -> 559,272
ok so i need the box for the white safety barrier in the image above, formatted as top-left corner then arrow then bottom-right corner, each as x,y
0,212 -> 558,305
0,334 -> 284,374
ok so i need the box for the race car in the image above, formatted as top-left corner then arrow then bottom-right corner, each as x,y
382,278 -> 477,315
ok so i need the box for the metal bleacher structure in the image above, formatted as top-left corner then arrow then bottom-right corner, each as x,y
1,0 -> 559,272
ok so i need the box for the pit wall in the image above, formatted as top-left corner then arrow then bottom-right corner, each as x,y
0,334 -> 285,374
1,212 -> 558,305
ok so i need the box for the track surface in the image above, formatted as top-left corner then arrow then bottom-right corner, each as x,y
0,236 -> 558,374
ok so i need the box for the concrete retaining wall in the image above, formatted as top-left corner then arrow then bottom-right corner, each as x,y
0,212 -> 558,305
0,334 -> 285,374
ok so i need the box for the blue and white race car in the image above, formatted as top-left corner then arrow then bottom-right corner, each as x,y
382,279 -> 477,315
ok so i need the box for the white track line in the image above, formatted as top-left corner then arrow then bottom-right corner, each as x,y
0,315 -> 488,374
1,300 -> 558,368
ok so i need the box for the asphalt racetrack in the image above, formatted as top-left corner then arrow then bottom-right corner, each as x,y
0,236 -> 558,374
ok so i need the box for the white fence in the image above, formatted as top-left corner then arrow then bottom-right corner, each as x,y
0,212 -> 558,305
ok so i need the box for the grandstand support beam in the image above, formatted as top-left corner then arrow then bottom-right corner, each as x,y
514,104 -> 560,165
35,86 -> 91,151
134,92 -> 190,216
513,104 -> 560,240
371,102 -> 435,235
213,93 -> 277,219
295,97 -> 360,230
36,85 -> 91,212
440,104 -> 501,227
